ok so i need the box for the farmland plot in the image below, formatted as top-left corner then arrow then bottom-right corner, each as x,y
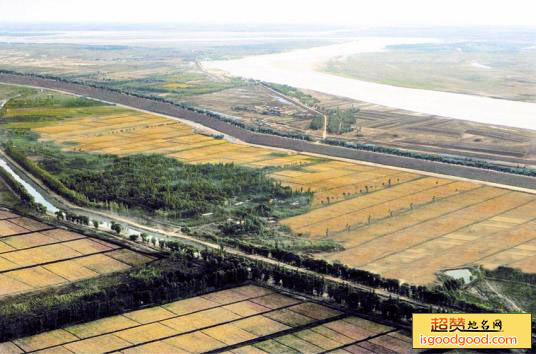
0,213 -> 154,297
0,285 -> 413,353
11,89 -> 536,285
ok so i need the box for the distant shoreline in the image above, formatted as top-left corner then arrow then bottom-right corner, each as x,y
206,38 -> 536,131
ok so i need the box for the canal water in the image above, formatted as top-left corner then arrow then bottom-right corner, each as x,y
0,157 -> 59,213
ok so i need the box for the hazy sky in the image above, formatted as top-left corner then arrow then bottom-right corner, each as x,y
2,0 -> 536,27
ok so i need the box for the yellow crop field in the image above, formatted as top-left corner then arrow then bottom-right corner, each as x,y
114,323 -> 178,344
0,213 -> 153,297
200,288 -> 251,304
232,316 -> 290,336
0,220 -> 29,236
7,217 -> 50,231
1,232 -> 62,249
106,249 -> 156,266
232,284 -> 274,297
7,267 -> 66,288
63,334 -> 132,353
275,334 -> 325,353
222,300 -> 270,317
14,329 -> 78,352
0,210 -> 18,220
43,259 -> 99,281
165,331 -> 226,352
163,296 -> 219,316
0,284 -> 413,353
22,98 -> 536,285
73,254 -> 131,274
203,323 -> 257,345
264,308 -> 314,327
121,341 -> 182,354
0,274 -> 32,296
40,228 -> 87,242
293,329 -> 344,350
66,315 -> 139,339
289,302 -> 342,320
250,293 -> 301,309
122,306 -> 176,324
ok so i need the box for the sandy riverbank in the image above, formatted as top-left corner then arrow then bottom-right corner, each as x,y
205,38 -> 536,131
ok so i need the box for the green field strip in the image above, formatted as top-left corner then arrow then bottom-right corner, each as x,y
16,287 -> 283,353
356,192 -> 536,267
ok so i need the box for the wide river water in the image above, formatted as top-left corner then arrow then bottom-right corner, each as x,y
205,38 -> 536,131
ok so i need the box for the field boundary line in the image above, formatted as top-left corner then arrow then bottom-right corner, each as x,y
317,328 -> 400,354
292,179 -> 455,231
357,195 -> 536,268
198,314 -> 349,354
297,151 -> 536,195
0,248 -> 122,275
98,300 -> 312,354
0,235 -> 87,255
330,183 -> 485,238
338,186 -> 503,251
3,79 -> 535,194
23,288 -> 284,353
0,227 -> 56,239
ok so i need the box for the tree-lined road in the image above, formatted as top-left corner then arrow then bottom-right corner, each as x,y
1,72 -> 534,191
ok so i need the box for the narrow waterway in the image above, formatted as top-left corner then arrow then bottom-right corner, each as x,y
0,158 -> 59,213
0,157 -> 184,245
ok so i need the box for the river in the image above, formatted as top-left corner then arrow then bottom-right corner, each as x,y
205,38 -> 536,131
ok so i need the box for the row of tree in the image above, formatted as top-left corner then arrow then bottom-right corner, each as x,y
219,238 -> 487,312
325,138 -> 536,177
0,250 -> 248,342
4,144 -> 97,207
3,70 -> 536,178
485,266 -> 536,285
3,231 -> 530,343
4,70 -> 533,177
